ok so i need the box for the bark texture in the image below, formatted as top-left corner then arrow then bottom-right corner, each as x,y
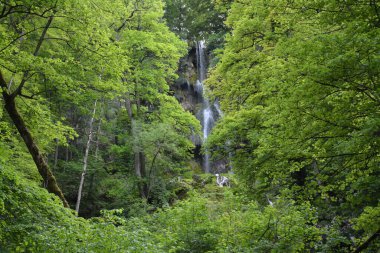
75,100 -> 97,214
0,15 -> 68,207
1,89 -> 69,207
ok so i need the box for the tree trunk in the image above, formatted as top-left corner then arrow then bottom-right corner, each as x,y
125,93 -> 133,120
134,152 -> 142,177
140,151 -> 146,179
124,89 -> 148,199
65,144 -> 69,162
75,100 -> 97,214
94,119 -> 101,158
133,132 -> 148,198
0,16 -> 69,207
138,151 -> 148,198
353,228 -> 380,253
53,139 -> 59,171
2,93 -> 69,207
146,147 -> 161,201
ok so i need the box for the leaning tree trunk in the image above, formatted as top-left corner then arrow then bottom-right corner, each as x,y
0,16 -> 69,208
2,93 -> 69,207
75,100 -> 97,214
353,228 -> 380,253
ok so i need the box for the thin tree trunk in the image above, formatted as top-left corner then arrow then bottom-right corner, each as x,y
125,92 -> 133,120
132,124 -> 148,198
134,152 -> 142,177
140,151 -> 146,179
1,92 -> 69,207
75,100 -> 97,214
65,144 -> 69,162
124,87 -> 148,199
94,119 -> 101,158
53,139 -> 59,171
138,151 -> 148,198
146,147 -> 161,201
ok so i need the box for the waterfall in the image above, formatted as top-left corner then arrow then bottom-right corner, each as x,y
196,41 -> 216,173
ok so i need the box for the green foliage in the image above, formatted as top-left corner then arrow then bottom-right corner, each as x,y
0,163 -> 164,252
1,0 -> 199,217
164,0 -> 227,41
0,160 -> 371,252
353,204 -> 380,252
2,0 -> 379,252
207,0 -> 380,250
141,190 -> 321,252
354,204 -> 380,235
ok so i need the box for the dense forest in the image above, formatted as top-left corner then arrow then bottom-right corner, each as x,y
0,0 -> 379,252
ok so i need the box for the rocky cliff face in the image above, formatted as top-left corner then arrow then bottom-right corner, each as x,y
171,43 -> 228,173
171,46 -> 200,114
170,45 -> 203,168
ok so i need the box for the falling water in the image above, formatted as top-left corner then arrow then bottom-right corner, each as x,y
196,41 -> 215,173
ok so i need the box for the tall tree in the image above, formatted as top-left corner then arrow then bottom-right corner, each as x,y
0,0 -> 126,206
75,100 -> 97,213
164,0 -> 227,43
207,0 -> 380,250
113,0 -> 199,200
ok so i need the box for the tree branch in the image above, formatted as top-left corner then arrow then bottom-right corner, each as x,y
10,15 -> 54,99
0,26 -> 44,53
0,2 -> 55,20
115,9 -> 140,32
353,228 -> 380,253
18,88 -> 56,100
33,15 -> 54,56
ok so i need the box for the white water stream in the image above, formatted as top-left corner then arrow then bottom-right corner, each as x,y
196,41 -> 215,173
